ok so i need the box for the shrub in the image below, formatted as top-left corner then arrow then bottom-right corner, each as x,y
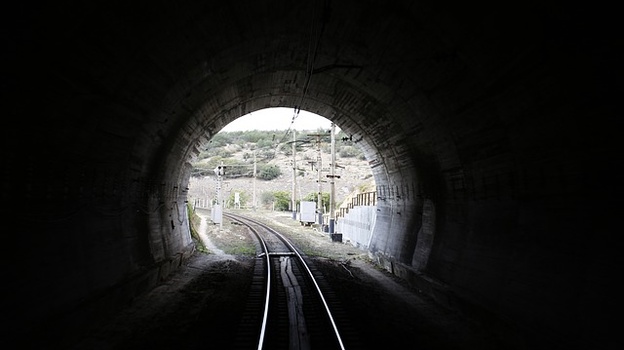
338,145 -> 359,158
260,190 -> 291,211
227,190 -> 249,208
260,191 -> 274,206
273,191 -> 291,211
302,192 -> 330,212
258,165 -> 281,180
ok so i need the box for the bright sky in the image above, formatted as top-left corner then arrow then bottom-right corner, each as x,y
221,107 -> 337,132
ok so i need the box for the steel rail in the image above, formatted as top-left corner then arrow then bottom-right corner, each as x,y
254,222 -> 272,350
224,212 -> 346,350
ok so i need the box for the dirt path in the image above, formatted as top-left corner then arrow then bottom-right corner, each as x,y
195,211 -> 232,257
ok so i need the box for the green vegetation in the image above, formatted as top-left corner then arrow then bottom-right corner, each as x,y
187,203 -> 209,253
207,229 -> 257,255
192,129 -> 365,178
221,244 -> 256,255
226,190 -> 250,207
187,203 -> 255,256
257,164 -> 282,180
260,192 -> 274,207
256,190 -> 333,212
302,192 -> 330,211
260,190 -> 292,211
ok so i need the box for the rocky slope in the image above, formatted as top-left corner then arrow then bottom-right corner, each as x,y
188,133 -> 375,211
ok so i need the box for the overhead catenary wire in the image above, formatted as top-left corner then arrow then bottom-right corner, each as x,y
274,0 -> 330,152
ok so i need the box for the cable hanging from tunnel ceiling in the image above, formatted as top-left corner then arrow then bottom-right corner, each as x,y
275,0 -> 330,150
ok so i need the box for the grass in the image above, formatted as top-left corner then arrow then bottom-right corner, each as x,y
188,204 -> 209,253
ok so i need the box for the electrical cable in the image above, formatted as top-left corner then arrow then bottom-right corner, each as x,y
274,0 -> 330,153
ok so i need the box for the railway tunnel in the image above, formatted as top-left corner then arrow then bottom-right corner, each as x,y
2,1 -> 619,349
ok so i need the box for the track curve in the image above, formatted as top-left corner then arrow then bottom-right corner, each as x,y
225,212 -> 358,350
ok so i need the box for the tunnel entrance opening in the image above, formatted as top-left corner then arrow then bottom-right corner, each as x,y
187,107 -> 377,249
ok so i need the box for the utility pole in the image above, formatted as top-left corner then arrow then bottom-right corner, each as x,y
292,130 -> 297,220
307,131 -> 331,227
316,134 -> 323,226
253,151 -> 257,211
328,123 -> 337,233
304,133 -> 325,225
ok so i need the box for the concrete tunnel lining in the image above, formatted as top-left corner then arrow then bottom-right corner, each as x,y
2,1 -> 619,348
172,76 -> 438,258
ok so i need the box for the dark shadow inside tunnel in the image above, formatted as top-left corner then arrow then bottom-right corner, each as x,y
2,1 -> 620,349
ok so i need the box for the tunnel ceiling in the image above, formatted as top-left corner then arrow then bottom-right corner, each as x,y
4,1 -> 617,256
136,0 -> 464,184
6,0 -> 616,264
6,0 -> 569,190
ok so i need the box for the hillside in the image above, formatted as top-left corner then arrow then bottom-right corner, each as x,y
188,129 -> 375,211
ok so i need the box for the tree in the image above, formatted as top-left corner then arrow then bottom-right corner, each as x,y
227,190 -> 249,208
302,192 -> 330,212
260,192 -> 274,208
273,191 -> 291,211
260,191 -> 291,211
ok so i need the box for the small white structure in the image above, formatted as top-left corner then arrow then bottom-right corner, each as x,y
298,201 -> 316,226
234,192 -> 241,209
211,203 -> 222,224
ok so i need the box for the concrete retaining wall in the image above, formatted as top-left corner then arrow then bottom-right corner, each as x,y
336,206 -> 377,248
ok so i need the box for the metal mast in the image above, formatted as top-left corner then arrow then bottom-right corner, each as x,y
329,123 -> 336,233
292,130 -> 297,220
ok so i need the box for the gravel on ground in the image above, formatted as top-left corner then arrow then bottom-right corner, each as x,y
70,208 -> 505,349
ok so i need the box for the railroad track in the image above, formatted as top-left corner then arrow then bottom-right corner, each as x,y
225,212 -> 359,350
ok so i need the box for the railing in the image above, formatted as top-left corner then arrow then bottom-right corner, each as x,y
337,191 -> 376,219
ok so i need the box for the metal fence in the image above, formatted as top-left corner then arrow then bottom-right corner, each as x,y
337,191 -> 376,219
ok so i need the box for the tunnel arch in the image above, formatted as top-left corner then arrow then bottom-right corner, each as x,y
154,62 -> 439,264
4,1 -> 619,348
139,11 -> 458,269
